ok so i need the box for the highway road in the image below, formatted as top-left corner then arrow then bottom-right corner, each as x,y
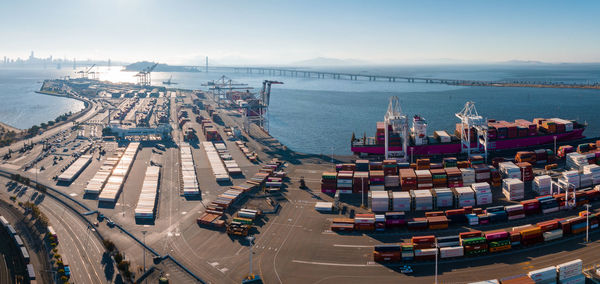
0,96 -> 98,157
1,177 -> 114,284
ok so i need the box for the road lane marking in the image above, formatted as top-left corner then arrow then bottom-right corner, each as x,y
292,260 -> 372,267
333,244 -> 372,248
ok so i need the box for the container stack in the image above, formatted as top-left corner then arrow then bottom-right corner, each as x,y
472,182 -> 493,205
556,259 -> 584,284
453,187 -> 475,207
399,169 -> 417,191
534,149 -> 549,164
559,171 -> 580,189
401,243 -> 414,261
485,230 -> 511,253
354,214 -> 375,231
566,153 -> 588,171
537,220 -> 562,241
467,214 -> 479,225
337,171 -> 354,194
445,167 -> 463,187
427,216 -> 449,230
411,236 -> 436,261
583,164 -> 600,185
538,196 -> 559,214
503,178 -> 525,201
384,175 -> 400,190
516,162 -> 534,182
499,162 -> 522,180
505,204 -> 525,220
416,159 -> 430,170
430,169 -> 447,188
321,172 -> 337,194
437,235 -> 460,248
533,175 -> 552,196
352,172 -> 369,194
407,217 -> 428,230
432,188 -> 454,208
369,191 -> 390,213
392,192 -> 411,211
440,246 -> 464,259
99,143 -> 140,202
202,142 -> 229,182
415,170 -> 433,190
411,189 -> 433,211
460,234 -> 487,256
521,200 -> 541,215
527,266 -> 557,284
443,157 -> 457,168
383,160 -> 398,175
490,166 -> 502,187
355,160 -> 370,172
515,225 -> 543,246
579,172 -> 593,188
134,166 -> 160,219
460,168 -> 475,186
472,164 -> 491,183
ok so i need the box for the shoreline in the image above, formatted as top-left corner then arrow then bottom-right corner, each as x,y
0,121 -> 20,132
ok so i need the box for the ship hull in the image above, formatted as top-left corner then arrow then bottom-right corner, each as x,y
351,128 -> 585,156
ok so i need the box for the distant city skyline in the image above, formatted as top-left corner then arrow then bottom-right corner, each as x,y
1,0 -> 599,65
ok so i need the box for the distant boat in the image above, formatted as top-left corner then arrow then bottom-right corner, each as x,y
162,75 -> 177,85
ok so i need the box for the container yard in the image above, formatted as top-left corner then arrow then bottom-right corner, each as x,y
202,141 -> 230,182
57,154 -> 92,182
98,142 -> 139,202
180,143 -> 200,196
134,166 -> 160,219
85,154 -> 122,194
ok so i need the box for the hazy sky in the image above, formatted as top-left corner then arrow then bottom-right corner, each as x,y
1,0 -> 599,65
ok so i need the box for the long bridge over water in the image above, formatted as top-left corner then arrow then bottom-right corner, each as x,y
198,66 -> 600,89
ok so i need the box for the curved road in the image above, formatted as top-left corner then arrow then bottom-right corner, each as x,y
1,178 -> 113,284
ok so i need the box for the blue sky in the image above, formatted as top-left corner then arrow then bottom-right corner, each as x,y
1,0 -> 598,65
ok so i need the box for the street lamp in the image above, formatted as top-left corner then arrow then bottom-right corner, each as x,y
434,239 -> 438,284
246,236 -> 255,280
142,231 -> 147,276
584,204 -> 591,243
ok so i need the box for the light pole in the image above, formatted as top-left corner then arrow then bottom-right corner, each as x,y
142,230 -> 147,276
434,239 -> 438,284
360,177 -> 365,209
246,236 -> 255,280
584,204 -> 591,243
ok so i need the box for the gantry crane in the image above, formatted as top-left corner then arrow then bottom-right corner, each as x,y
242,80 -> 283,133
135,63 -> 158,86
205,76 -> 253,106
76,64 -> 96,79
455,101 -> 488,161
384,96 -> 409,161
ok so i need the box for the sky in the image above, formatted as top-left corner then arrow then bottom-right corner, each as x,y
1,0 -> 599,65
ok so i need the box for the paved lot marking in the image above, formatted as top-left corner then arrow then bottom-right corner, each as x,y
333,244 -> 372,248
292,260 -> 372,267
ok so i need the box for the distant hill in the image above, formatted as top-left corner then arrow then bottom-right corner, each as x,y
124,61 -> 201,72
290,57 -> 368,66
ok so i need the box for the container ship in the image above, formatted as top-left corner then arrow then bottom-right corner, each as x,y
351,99 -> 586,157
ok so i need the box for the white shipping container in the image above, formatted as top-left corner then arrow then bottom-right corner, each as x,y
468,280 -> 499,284
528,266 -> 557,282
440,246 -> 463,258
414,248 -> 437,256
558,274 -> 585,284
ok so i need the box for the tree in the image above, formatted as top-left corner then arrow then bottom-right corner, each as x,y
102,127 -> 113,136
102,239 -> 116,252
